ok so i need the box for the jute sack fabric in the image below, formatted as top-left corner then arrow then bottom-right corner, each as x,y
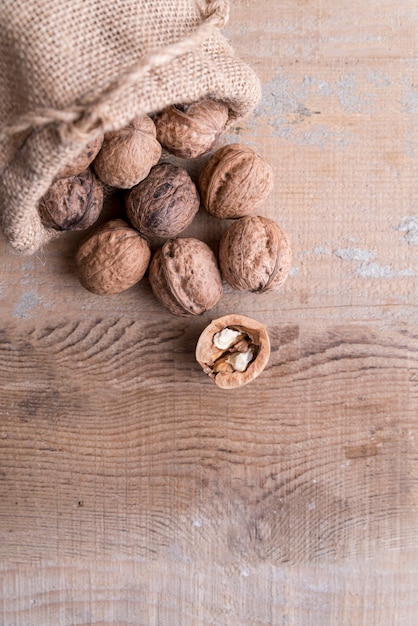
0,0 -> 261,255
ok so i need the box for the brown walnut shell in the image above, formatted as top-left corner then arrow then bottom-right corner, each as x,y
149,238 -> 223,317
57,133 -> 104,178
219,215 -> 292,292
155,99 -> 229,159
198,143 -> 273,219
74,219 -> 151,295
125,163 -> 200,239
195,313 -> 271,389
93,115 -> 162,188
38,168 -> 104,231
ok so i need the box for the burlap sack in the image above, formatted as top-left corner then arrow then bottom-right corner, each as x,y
0,0 -> 261,255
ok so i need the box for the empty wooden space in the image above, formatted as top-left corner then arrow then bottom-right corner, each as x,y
1,0 -> 418,624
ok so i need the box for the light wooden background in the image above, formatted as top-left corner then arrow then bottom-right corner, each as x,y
1,0 -> 418,624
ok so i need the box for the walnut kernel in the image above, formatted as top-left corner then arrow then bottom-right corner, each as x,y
195,314 -> 271,389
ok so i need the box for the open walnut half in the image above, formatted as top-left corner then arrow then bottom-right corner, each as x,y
195,314 -> 270,389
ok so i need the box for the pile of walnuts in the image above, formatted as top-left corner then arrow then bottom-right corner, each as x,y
39,99 -> 292,387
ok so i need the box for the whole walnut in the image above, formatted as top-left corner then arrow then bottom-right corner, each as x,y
93,115 -> 162,188
199,143 -> 273,219
57,132 -> 104,178
195,314 -> 271,389
149,238 -> 223,317
125,163 -> 200,239
154,99 -> 229,159
38,168 -> 103,231
219,215 -> 292,292
75,219 -> 151,295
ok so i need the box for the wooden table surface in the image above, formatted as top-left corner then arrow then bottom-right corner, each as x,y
1,1 -> 418,624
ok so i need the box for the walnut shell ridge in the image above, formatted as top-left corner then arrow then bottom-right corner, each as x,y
93,115 -> 162,188
38,168 -> 103,231
155,99 -> 229,159
75,219 -> 151,295
125,163 -> 200,239
195,313 -> 271,389
199,143 -> 274,219
219,215 -> 292,292
149,238 -> 223,317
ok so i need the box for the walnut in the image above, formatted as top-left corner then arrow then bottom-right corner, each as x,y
149,238 -> 223,317
57,132 -> 104,178
154,99 -> 229,159
195,314 -> 271,389
125,163 -> 200,239
198,143 -> 273,219
93,115 -> 162,188
219,215 -> 292,292
38,168 -> 103,231
74,219 -> 151,295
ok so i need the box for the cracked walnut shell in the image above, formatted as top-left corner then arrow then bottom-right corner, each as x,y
219,215 -> 292,292
155,99 -> 229,159
149,238 -> 223,317
125,163 -> 200,239
93,115 -> 162,188
38,168 -> 103,231
198,143 -> 273,219
195,314 -> 271,389
75,219 -> 151,295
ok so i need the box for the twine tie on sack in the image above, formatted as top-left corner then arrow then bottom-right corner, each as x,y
0,0 -> 230,145
0,0 -> 261,255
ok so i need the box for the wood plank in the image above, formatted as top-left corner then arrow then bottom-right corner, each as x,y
1,553 -> 418,625
0,317 -> 417,564
1,0 -> 418,623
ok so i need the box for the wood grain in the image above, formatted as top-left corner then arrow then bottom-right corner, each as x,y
1,553 -> 418,626
1,0 -> 418,624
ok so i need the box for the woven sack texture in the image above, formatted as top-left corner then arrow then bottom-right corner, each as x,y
0,0 -> 261,255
